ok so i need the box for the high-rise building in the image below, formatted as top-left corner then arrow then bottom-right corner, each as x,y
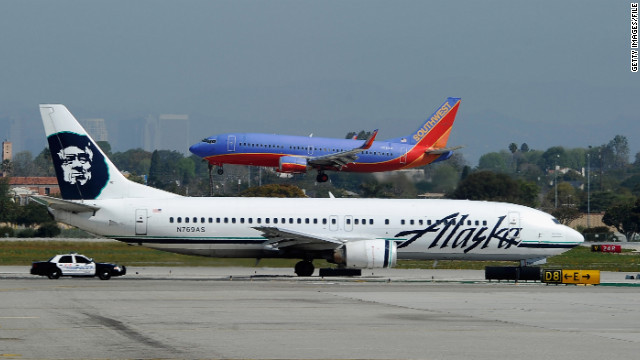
80,118 -> 109,142
144,114 -> 190,153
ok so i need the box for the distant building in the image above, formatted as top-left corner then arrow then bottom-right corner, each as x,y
8,177 -> 60,205
1,141 -> 11,177
80,118 -> 109,142
2,141 -> 11,162
144,114 -> 190,154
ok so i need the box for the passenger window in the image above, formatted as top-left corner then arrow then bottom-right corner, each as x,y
208,218 -> 213,223
410,220 -> 415,225
59,256 -> 73,263
419,220 -> 423,225
170,217 -> 174,223
483,221 -> 487,226
193,217 -> 197,223
266,218 -> 270,224
385,219 -> 389,225
354,219 -> 359,225
346,219 -> 351,225
401,220 -> 405,225
177,217 -> 182,223
289,218 -> 294,224
240,218 -> 245,224
369,219 -> 374,225
322,218 -> 327,225
248,218 -> 253,224
224,218 -> 228,223
305,218 -> 310,224
216,218 -> 221,223
232,218 -> 236,224
313,218 -> 318,224
331,218 -> 336,225
185,217 -> 190,224
201,217 -> 205,223
257,218 -> 262,224
297,218 -> 302,224
273,218 -> 278,224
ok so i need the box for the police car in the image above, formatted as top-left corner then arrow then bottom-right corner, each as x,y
30,253 -> 126,280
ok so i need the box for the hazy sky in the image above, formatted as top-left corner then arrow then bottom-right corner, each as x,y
1,1 -> 637,165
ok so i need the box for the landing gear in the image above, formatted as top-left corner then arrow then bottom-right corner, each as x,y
316,172 -> 329,183
217,166 -> 224,175
294,260 -> 315,277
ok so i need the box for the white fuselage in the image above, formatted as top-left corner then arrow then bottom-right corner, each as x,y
51,197 -> 583,262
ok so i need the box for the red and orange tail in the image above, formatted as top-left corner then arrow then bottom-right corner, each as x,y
410,97 -> 460,149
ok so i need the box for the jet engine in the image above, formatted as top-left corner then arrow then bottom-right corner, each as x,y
277,156 -> 308,174
332,240 -> 397,269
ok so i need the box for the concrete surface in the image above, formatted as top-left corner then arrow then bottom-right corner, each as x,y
0,267 -> 639,360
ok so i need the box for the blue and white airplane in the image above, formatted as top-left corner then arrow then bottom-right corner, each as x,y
190,97 -> 463,182
33,104 -> 583,276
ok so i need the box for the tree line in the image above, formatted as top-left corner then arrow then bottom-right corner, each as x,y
2,134 -> 640,240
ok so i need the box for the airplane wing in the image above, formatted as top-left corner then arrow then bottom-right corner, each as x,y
30,195 -> 100,214
307,129 -> 378,169
254,226 -> 344,251
424,145 -> 464,155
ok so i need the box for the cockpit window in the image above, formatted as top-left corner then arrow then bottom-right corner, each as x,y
201,138 -> 217,144
551,218 -> 561,224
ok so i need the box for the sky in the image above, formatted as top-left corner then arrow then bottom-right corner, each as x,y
0,0 -> 638,166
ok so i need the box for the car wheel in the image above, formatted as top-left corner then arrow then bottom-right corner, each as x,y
48,269 -> 61,279
98,270 -> 111,280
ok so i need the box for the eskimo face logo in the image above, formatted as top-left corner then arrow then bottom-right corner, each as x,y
48,132 -> 108,200
58,145 -> 93,185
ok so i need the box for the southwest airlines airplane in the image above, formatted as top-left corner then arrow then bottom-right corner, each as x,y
33,104 -> 583,276
190,97 -> 463,182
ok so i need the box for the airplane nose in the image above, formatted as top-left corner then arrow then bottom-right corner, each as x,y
189,142 -> 206,157
565,226 -> 585,245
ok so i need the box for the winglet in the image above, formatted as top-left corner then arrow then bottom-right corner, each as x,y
360,129 -> 378,150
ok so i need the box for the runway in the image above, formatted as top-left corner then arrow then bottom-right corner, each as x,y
1,267 -> 639,360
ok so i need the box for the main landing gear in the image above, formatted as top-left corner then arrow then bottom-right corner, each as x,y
316,171 -> 329,183
294,260 -> 315,277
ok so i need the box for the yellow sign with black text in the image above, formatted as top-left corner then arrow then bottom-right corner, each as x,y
542,269 -> 600,285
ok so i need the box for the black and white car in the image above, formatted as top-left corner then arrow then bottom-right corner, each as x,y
30,253 -> 126,280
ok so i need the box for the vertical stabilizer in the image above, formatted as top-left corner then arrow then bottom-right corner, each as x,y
40,104 -> 179,200
410,97 -> 461,147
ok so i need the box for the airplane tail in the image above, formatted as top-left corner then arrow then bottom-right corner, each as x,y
409,97 -> 461,148
39,105 -> 179,200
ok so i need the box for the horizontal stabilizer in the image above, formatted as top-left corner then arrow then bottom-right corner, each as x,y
30,195 -> 100,214
425,145 -> 464,155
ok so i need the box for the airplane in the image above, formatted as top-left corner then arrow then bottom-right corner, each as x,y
189,97 -> 463,182
33,104 -> 584,276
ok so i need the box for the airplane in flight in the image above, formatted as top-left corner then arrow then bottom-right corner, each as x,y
189,97 -> 463,182
33,104 -> 583,276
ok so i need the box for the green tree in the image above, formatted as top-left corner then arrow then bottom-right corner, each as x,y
35,222 -> 61,237
0,177 -> 18,224
551,206 -> 582,226
602,199 -> 640,241
1,159 -> 12,175
451,171 -> 539,207
239,184 -> 306,197
477,152 -> 510,173
16,202 -> 52,227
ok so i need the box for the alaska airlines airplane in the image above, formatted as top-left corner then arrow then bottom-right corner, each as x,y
189,97 -> 463,182
33,104 -> 583,276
